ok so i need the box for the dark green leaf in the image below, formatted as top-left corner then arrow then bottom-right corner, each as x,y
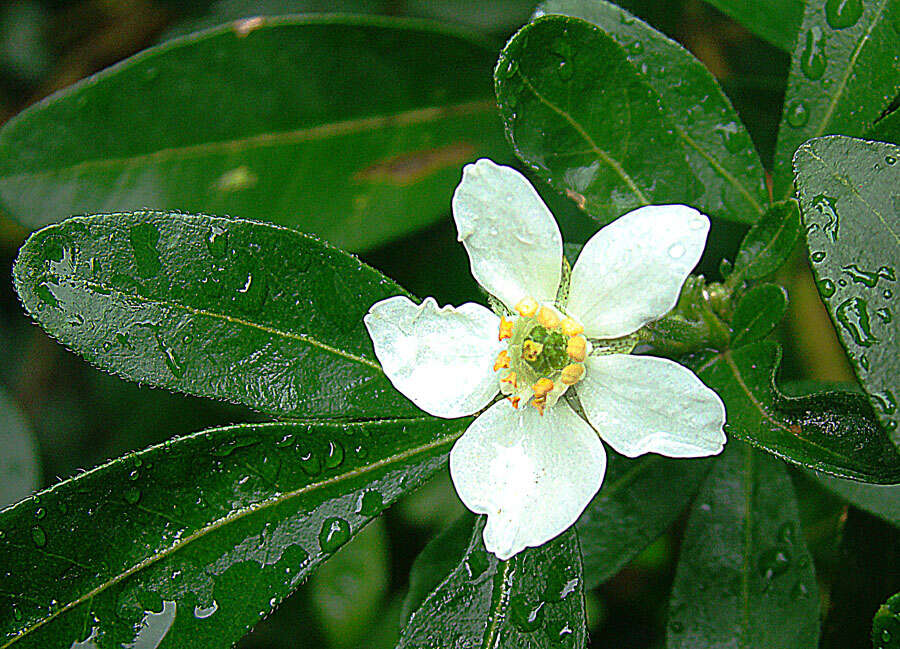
812,471 -> 900,527
694,341 -> 900,482
575,451 -> 712,589
402,513 -> 476,623
873,592 -> 900,649
731,199 -> 802,282
867,108 -> 900,144
698,0 -> 803,52
794,136 -> 899,436
0,16 -> 507,251
0,388 -> 40,509
773,0 -> 900,197
667,442 -> 819,649
13,211 -> 420,419
730,283 -> 788,348
0,417 -> 464,648
532,2 -> 768,222
398,518 -> 587,648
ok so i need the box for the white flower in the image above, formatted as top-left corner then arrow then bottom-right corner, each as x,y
364,159 -> 726,560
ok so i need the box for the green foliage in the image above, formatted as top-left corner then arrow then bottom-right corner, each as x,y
13,211 -> 419,419
0,16 -> 507,250
731,200 -> 802,283
730,283 -> 788,348
813,471 -> 900,527
794,136 -> 899,438
667,442 -> 819,648
398,518 -> 587,648
694,342 -> 900,482
873,592 -> 900,649
773,0 -> 900,197
0,389 -> 40,509
0,418 -> 464,648
698,0 -> 804,52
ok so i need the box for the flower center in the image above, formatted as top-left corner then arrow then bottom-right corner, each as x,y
493,298 -> 589,415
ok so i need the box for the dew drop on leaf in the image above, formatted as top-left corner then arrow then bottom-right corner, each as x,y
810,250 -> 826,263
356,490 -> 383,516
800,27 -> 827,80
193,600 -> 218,619
324,440 -> 345,469
835,297 -> 877,346
318,517 -> 350,553
825,0 -> 863,29
509,595 -> 544,632
817,278 -> 835,298
786,100 -> 810,128
31,525 -> 46,547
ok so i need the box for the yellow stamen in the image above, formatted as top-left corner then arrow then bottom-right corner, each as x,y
515,297 -> 539,318
498,316 -> 514,341
508,396 -> 521,409
493,350 -> 510,372
567,336 -> 587,362
533,397 -> 547,416
537,306 -> 560,329
532,378 -> 554,399
500,372 -> 517,389
522,340 -> 543,362
560,363 -> 585,385
560,317 -> 584,337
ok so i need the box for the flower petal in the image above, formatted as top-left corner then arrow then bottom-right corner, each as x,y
566,205 -> 710,338
579,354 -> 726,458
449,399 -> 607,560
364,295 -> 502,418
452,159 -> 563,309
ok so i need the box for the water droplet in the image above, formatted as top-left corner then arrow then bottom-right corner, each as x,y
154,330 -> 185,378
835,297 -> 877,346
842,264 -> 895,287
627,40 -> 644,55
800,27 -> 827,80
778,522 -> 796,544
324,440 -> 345,469
876,307 -> 892,323
464,550 -> 489,580
32,525 -> 46,547
883,628 -> 893,642
206,225 -> 228,259
670,621 -> 684,633
124,488 -> 141,505
714,121 -> 744,154
811,251 -> 827,263
129,222 -> 162,278
786,100 -> 809,127
318,517 -> 350,553
356,490 -> 383,517
812,194 -> 840,242
550,38 -> 574,81
509,595 -> 544,632
791,581 -> 811,600
298,448 -> 322,476
871,391 -> 897,415
497,55 -> 518,80
825,0 -> 863,28
886,155 -> 897,166
193,600 -> 218,619
885,289 -> 894,299
35,507 -> 46,520
817,279 -> 836,298
668,243 -> 686,259
36,282 -> 59,308
758,544 -> 791,581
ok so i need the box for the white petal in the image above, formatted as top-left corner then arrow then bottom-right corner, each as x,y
579,354 -> 726,458
364,296 -> 502,418
452,159 -> 562,309
449,400 -> 607,560
567,205 -> 710,338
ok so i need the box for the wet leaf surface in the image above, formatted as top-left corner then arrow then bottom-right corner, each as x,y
730,283 -> 788,348
794,136 -> 899,437
731,200 -> 802,282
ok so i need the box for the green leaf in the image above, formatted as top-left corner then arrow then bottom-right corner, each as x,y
867,108 -> 900,144
812,471 -> 900,527
0,388 -> 40,509
698,0 -> 804,52
873,592 -> 900,649
694,341 -> 900,482
13,211 -> 420,420
772,0 -> 900,198
730,283 -> 788,348
667,442 -> 820,648
731,199 -> 802,282
495,14 -> 762,226
532,2 -> 768,223
402,513 -> 475,623
575,451 -> 712,589
398,518 -> 587,648
794,136 -> 899,437
0,417 -> 464,648
0,15 -> 508,251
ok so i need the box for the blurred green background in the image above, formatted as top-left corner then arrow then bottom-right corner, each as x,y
0,1 -> 889,647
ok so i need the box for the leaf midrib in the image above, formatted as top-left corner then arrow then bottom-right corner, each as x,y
2,421 -> 459,648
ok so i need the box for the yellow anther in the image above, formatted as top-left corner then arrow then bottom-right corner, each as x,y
500,372 -> 517,389
522,339 -> 544,362
532,397 -> 547,416
508,396 -> 521,409
567,336 -> 587,362
515,297 -> 539,318
498,316 -> 514,341
532,378 -> 554,399
493,350 -> 510,372
560,363 -> 585,385
537,306 -> 560,329
560,317 -> 584,337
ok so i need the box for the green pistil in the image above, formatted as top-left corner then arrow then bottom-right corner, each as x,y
523,326 -> 569,375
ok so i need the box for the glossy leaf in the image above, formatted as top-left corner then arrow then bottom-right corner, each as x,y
13,211 -> 420,420
873,592 -> 900,649
0,417 -> 464,648
867,108 -> 900,144
667,442 -> 819,648
773,0 -> 900,197
575,451 -> 712,589
812,471 -> 900,527
532,1 -> 768,222
694,341 -> 900,482
698,0 -> 803,52
731,199 -> 802,282
0,16 -> 508,251
794,136 -> 899,436
0,388 -> 40,509
730,283 -> 788,348
398,518 -> 587,648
